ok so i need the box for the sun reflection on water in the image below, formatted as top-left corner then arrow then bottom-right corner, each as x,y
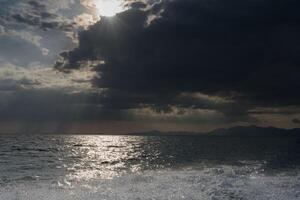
63,135 -> 144,181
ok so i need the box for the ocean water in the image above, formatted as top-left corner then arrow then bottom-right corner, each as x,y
0,135 -> 300,200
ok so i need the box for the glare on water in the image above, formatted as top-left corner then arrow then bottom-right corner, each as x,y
1,135 -> 300,200
62,135 -> 145,180
1,134 -> 300,184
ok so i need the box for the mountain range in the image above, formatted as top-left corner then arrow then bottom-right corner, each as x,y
132,126 -> 300,137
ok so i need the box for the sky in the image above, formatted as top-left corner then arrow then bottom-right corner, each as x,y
0,0 -> 300,134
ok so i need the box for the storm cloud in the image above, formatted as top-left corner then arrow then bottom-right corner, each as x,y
56,0 -> 300,120
1,0 -> 76,31
0,0 -> 300,131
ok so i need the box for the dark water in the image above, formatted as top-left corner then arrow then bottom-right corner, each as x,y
0,135 -> 300,199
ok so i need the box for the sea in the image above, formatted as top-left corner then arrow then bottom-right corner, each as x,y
0,135 -> 300,200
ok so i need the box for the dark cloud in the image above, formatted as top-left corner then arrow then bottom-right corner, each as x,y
45,0 -> 294,122
10,1 -> 74,31
0,78 -> 37,91
127,1 -> 147,9
0,88 -> 244,126
55,0 -> 300,121
0,89 -> 109,121
0,0 -> 82,66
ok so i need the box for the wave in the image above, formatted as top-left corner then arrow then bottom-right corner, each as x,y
1,165 -> 299,200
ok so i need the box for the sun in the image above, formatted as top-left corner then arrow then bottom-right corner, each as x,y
94,0 -> 123,17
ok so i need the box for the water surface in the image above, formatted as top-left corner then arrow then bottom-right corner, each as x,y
0,135 -> 300,199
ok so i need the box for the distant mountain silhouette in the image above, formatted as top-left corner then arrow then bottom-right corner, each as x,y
132,126 -> 300,137
208,126 -> 300,137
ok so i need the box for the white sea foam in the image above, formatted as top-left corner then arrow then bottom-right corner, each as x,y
1,166 -> 300,200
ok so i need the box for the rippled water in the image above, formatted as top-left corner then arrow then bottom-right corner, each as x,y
0,135 -> 300,199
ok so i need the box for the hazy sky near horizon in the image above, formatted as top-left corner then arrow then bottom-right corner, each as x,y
0,0 -> 300,133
